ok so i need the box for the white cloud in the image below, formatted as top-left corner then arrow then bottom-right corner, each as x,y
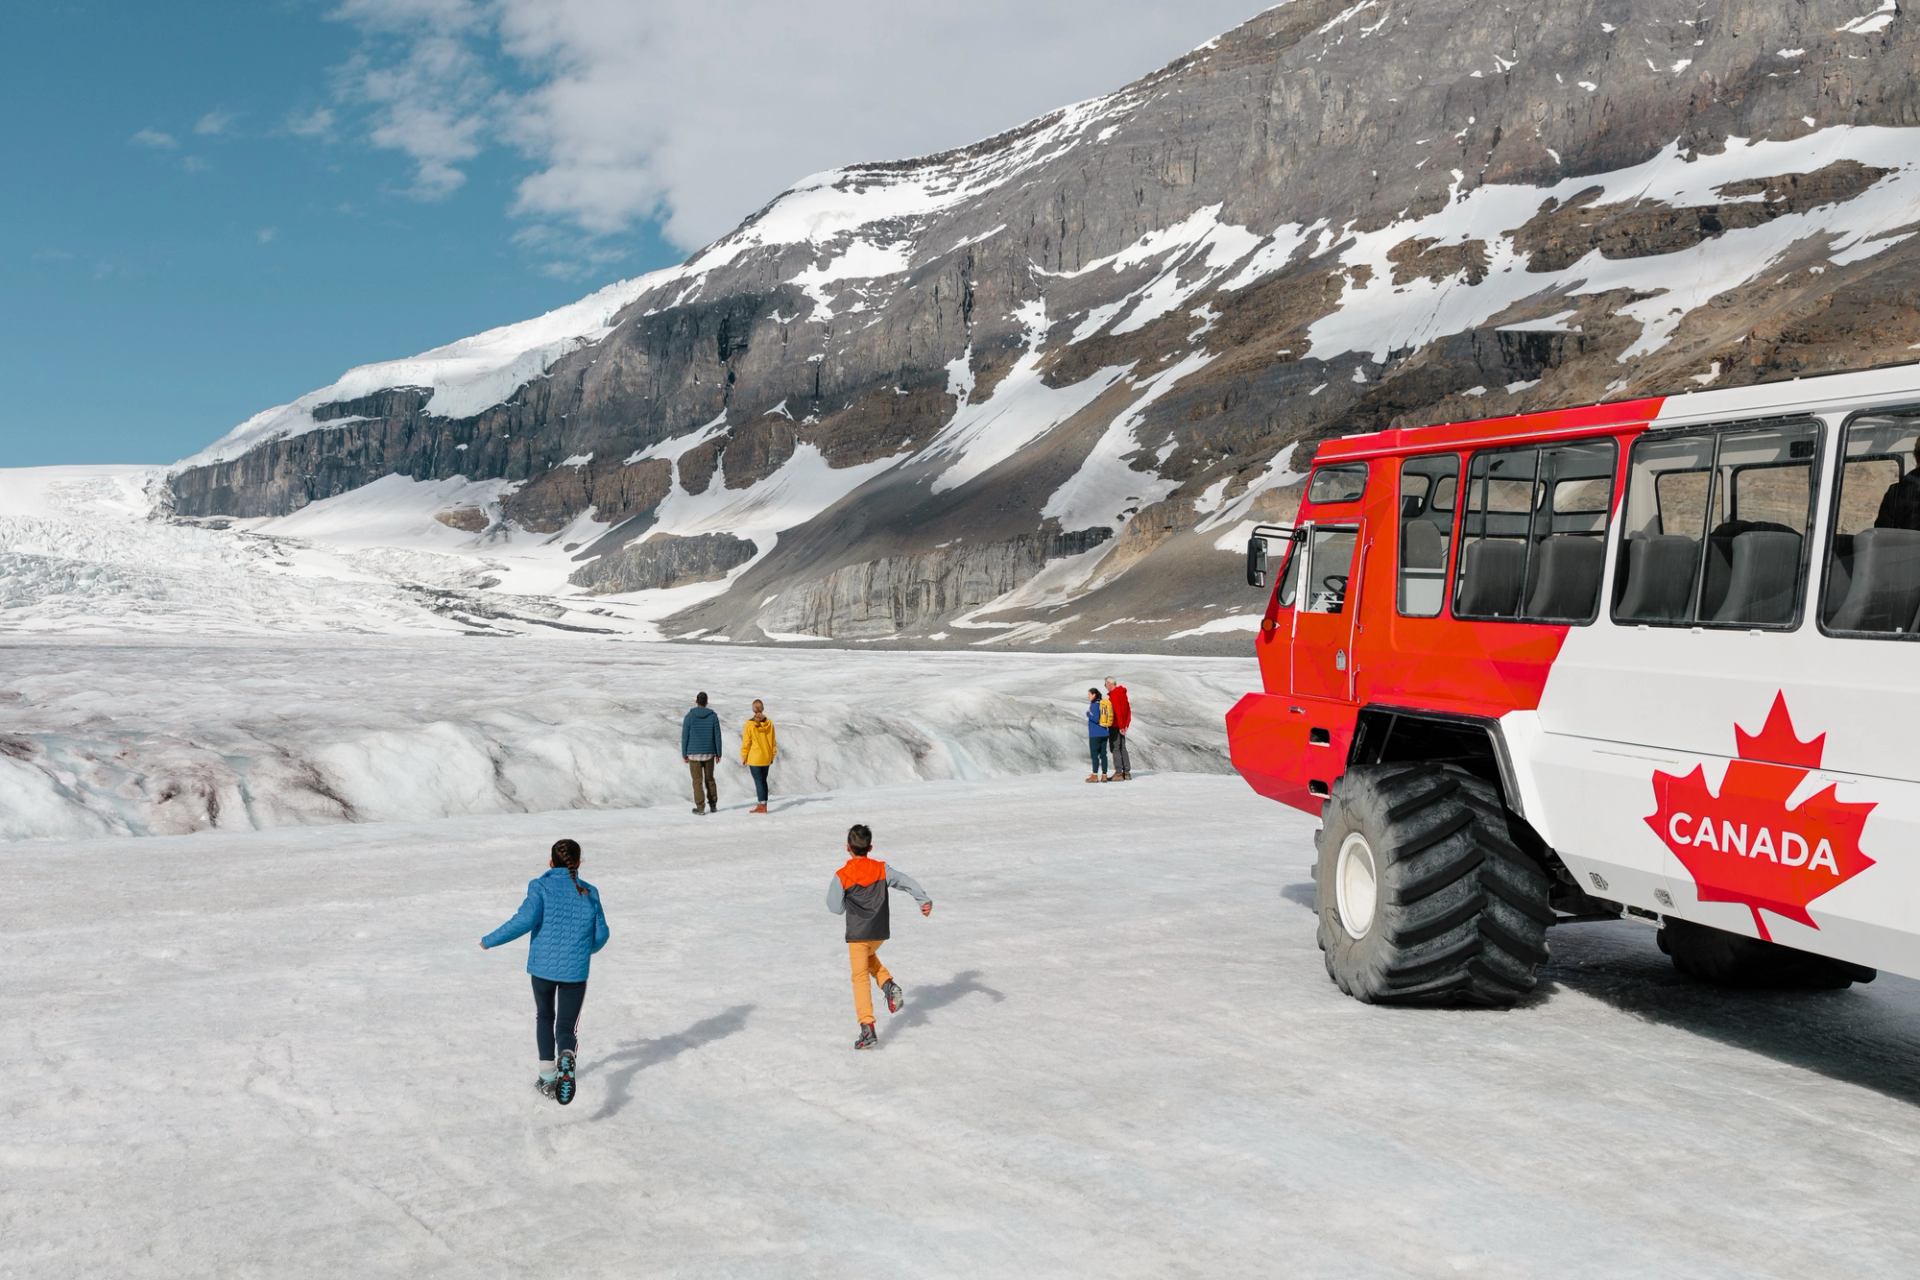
285,106 -> 337,139
321,0 -> 1272,248
330,14 -> 492,200
257,227 -> 279,244
130,128 -> 178,149
195,110 -> 237,136
181,155 -> 210,173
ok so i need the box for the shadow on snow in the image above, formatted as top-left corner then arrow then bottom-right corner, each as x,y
886,969 -> 1006,1042
1540,925 -> 1920,1108
588,1003 -> 756,1119
1275,878 -> 1920,1106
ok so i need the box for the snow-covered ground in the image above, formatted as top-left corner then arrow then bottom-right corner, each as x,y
0,638 -> 1242,841
6,772 -> 1920,1278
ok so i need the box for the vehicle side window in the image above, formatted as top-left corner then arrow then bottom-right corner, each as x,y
1307,464 -> 1368,504
1454,439 -> 1614,623
1653,468 -> 1711,536
1822,409 -> 1920,639
1301,527 -> 1358,614
1397,454 -> 1459,617
1276,533 -> 1304,610
1614,418 -> 1820,628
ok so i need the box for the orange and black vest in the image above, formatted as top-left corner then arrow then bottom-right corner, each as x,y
837,857 -> 891,942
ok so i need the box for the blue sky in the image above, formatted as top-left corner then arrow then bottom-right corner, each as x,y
1,0 -> 1265,468
1,1 -> 681,467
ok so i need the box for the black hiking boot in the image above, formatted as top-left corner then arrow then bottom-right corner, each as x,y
854,1023 -> 878,1051
882,980 -> 903,1014
555,1049 -> 577,1105
534,1075 -> 557,1100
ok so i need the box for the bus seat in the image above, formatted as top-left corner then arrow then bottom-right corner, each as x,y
1701,534 -> 1735,618
1524,536 -> 1605,620
1700,520 -> 1794,619
1403,519 -> 1446,570
1829,527 -> 1920,633
1455,538 -> 1526,617
1710,530 -> 1802,626
1615,533 -> 1697,622
1824,535 -> 1854,618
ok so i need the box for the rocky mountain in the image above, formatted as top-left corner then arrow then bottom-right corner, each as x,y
168,0 -> 1920,649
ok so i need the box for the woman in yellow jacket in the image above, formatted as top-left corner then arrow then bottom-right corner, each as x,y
741,699 -> 778,814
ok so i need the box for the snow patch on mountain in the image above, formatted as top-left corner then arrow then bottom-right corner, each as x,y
179,270 -> 691,467
611,443 -> 903,616
688,94 -> 1142,279
1043,350 -> 1215,528
1308,126 -> 1920,363
249,474 -> 519,548
625,411 -> 729,468
1052,204 -> 1264,339
791,239 -> 914,320
922,301 -> 1131,495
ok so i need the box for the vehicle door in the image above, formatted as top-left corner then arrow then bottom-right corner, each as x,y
1292,521 -> 1364,702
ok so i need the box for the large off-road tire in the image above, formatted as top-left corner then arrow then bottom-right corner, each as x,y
1657,918 -> 1876,990
1314,763 -> 1552,1006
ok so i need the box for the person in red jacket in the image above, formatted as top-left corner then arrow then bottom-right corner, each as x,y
1104,676 -> 1134,781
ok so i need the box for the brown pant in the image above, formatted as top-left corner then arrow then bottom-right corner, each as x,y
688,758 -> 718,810
847,941 -> 893,1025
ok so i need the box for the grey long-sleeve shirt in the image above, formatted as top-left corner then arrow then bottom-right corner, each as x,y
827,858 -> 930,942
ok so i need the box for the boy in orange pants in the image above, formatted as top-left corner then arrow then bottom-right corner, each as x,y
826,823 -> 933,1050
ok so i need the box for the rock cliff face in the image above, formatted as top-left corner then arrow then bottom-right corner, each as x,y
171,0 -> 1920,648
568,532 -> 757,594
759,527 -> 1111,639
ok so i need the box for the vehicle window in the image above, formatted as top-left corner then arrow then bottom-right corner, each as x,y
1398,455 -> 1459,617
1654,468 -> 1711,536
1733,459 -> 1814,530
1308,464 -> 1368,504
1276,532 -> 1304,610
1553,477 -> 1611,514
1614,418 -> 1819,628
1301,526 -> 1358,614
1454,439 -> 1614,623
1822,410 -> 1920,639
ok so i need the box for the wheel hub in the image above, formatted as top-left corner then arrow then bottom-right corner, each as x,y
1335,831 -> 1378,940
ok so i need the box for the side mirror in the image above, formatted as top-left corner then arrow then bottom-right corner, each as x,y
1245,524 -> 1295,590
1246,535 -> 1268,589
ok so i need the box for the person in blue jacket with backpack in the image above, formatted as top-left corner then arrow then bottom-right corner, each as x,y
481,838 -> 610,1105
682,691 -> 724,814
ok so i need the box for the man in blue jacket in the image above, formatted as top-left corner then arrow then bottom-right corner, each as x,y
682,691 -> 723,814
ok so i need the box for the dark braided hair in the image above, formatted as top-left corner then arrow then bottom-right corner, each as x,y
551,838 -> 588,896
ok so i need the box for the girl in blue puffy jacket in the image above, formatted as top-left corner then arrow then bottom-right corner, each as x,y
481,838 -> 610,1105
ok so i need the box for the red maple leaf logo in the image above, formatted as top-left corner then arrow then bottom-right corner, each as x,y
1646,693 -> 1876,942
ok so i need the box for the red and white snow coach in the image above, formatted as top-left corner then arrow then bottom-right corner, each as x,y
1227,364 -> 1920,1005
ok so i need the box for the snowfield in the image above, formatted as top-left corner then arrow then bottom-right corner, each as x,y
0,639 -> 1242,841
6,772 -> 1920,1278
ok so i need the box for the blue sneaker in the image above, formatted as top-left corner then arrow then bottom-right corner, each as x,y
555,1050 -> 577,1105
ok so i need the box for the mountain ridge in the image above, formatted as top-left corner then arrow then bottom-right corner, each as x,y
162,0 -> 1920,648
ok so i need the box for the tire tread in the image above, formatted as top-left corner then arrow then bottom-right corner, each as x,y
1314,763 -> 1551,1008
